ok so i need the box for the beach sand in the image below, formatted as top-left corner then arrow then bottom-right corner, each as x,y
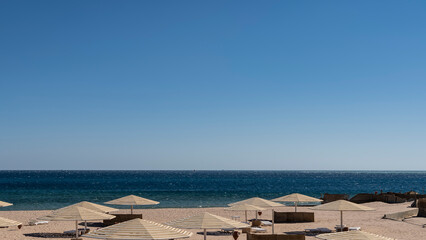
0,202 -> 425,240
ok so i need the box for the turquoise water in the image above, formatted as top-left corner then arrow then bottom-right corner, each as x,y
0,171 -> 424,210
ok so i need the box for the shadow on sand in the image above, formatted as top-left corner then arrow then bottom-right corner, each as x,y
24,233 -> 75,238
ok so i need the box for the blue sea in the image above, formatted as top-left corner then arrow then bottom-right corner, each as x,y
0,171 -> 425,211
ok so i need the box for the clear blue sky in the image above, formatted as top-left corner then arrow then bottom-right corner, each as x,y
1,1 -> 426,170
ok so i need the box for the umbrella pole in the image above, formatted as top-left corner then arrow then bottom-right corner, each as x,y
340,211 -> 343,231
295,202 -> 298,212
131,205 -> 133,215
245,210 -> 248,222
75,220 -> 78,239
272,209 -> 275,234
204,228 -> 207,240
84,221 -> 87,231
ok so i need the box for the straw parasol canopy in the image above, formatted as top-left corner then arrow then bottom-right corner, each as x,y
310,200 -> 375,230
317,231 -> 395,240
39,205 -> 116,221
225,204 -> 265,222
272,193 -> 322,212
228,197 -> 284,233
166,212 -> 249,240
311,200 -> 374,211
0,216 -> 22,228
105,195 -> 159,214
68,201 -> 118,213
39,205 -> 115,239
228,197 -> 283,208
0,201 -> 13,207
63,201 -> 118,231
84,218 -> 193,240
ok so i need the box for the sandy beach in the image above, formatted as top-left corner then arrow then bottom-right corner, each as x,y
0,202 -> 425,240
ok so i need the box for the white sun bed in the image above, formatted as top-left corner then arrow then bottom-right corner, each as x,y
261,220 -> 272,226
349,226 -> 361,231
252,227 -> 266,233
28,220 -> 49,226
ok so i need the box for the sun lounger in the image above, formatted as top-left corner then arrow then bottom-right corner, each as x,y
252,227 -> 267,233
261,220 -> 272,226
305,228 -> 332,234
348,226 -> 361,231
28,220 -> 49,226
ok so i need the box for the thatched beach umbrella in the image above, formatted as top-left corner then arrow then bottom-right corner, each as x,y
272,193 -> 322,212
64,201 -> 118,230
70,201 -> 118,213
84,218 -> 193,240
0,216 -> 22,228
229,197 -> 284,233
225,203 -> 265,222
105,195 -> 159,214
39,205 -> 115,239
229,197 -> 284,208
166,212 -> 249,240
0,201 -> 13,207
310,200 -> 374,231
317,231 -> 395,240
